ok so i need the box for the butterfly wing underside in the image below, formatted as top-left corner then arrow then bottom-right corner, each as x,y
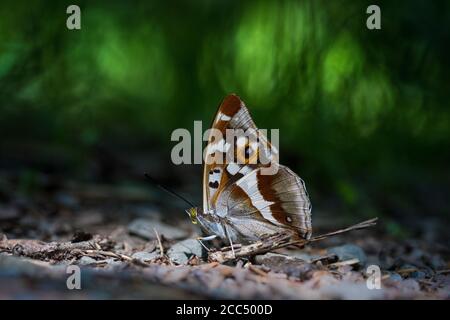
203,94 -> 264,214
218,165 -> 312,240
203,94 -> 312,240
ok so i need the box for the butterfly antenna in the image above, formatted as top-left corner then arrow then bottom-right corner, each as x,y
144,173 -> 196,208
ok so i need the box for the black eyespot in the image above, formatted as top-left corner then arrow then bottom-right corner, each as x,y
213,168 -> 220,173
209,170 -> 213,175
208,181 -> 219,189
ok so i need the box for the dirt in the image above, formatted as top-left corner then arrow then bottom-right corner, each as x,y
0,174 -> 449,300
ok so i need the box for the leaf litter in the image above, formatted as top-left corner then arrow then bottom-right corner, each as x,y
0,175 -> 449,299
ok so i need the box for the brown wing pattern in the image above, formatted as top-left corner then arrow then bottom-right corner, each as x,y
203,94 -> 275,214
203,94 -> 312,240
217,165 -> 312,239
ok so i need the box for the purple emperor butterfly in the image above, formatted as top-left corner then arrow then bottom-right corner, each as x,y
187,94 -> 312,246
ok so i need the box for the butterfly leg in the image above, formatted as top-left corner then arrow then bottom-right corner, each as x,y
196,235 -> 218,252
224,225 -> 236,258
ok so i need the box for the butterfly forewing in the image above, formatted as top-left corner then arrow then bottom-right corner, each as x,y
202,94 -> 312,241
203,94 -> 274,214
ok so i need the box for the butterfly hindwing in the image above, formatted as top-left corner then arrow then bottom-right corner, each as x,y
215,164 -> 312,239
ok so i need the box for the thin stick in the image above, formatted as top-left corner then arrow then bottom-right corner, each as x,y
436,269 -> 450,275
282,217 -> 379,249
328,258 -> 360,268
153,228 -> 164,256
224,224 -> 236,258
0,237 -> 109,260
209,218 -> 378,263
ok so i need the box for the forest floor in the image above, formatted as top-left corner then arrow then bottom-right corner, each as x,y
0,172 -> 449,299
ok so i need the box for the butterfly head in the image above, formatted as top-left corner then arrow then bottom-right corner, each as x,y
186,207 -> 200,224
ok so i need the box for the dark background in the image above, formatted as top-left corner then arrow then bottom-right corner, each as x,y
0,0 -> 449,242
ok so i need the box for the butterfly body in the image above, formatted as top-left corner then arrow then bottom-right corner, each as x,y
189,94 -> 312,244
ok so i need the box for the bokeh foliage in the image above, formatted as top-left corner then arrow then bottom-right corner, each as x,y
0,0 -> 449,219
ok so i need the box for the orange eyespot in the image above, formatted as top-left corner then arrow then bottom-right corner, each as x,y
236,142 -> 259,164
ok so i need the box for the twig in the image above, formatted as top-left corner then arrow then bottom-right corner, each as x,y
154,228 -> 164,256
397,268 -> 418,275
82,249 -> 133,261
264,217 -> 379,250
209,233 -> 292,263
0,237 -> 111,260
328,258 -> 360,268
436,269 -> 450,275
209,218 -> 378,263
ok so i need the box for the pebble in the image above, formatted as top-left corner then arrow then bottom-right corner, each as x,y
410,271 -> 426,279
102,258 -> 126,270
289,252 -> 314,262
389,272 -> 403,282
132,251 -> 160,263
327,244 -> 367,267
401,279 -> 420,292
254,253 -> 314,279
78,256 -> 97,266
167,239 -> 204,265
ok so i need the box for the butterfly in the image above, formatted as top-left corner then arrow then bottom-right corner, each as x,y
186,94 -> 312,248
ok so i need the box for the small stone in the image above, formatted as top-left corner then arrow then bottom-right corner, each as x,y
132,251 -> 160,263
289,252 -> 314,262
400,279 -> 420,292
327,244 -> 367,267
128,218 -> 188,240
167,239 -> 204,265
254,252 -> 314,280
102,258 -> 126,270
78,256 -> 97,266
337,265 -> 354,274
389,272 -> 403,282
410,270 -> 426,279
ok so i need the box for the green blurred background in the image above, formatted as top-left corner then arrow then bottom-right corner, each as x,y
0,0 -> 449,235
